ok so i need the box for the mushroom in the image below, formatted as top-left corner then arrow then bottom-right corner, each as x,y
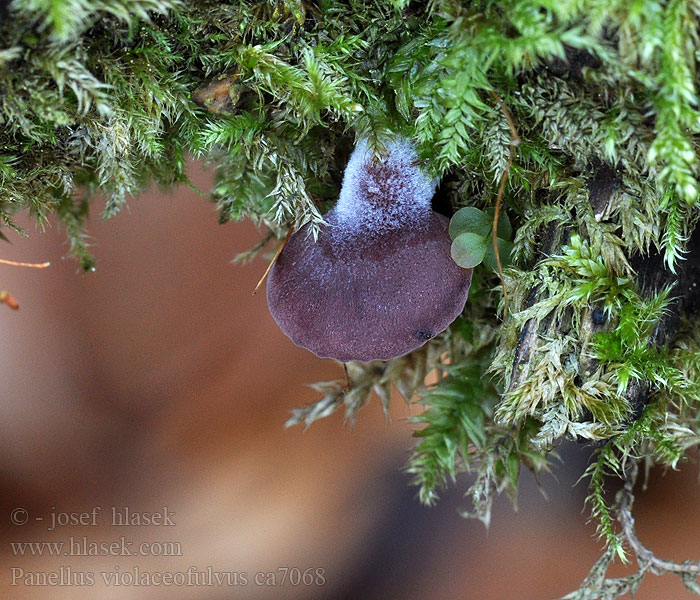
266,138 -> 473,362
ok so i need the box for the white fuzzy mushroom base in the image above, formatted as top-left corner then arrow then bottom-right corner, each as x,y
334,137 -> 436,234
266,138 -> 472,362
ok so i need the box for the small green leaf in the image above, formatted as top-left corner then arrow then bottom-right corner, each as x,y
451,232 -> 488,268
483,238 -> 514,271
485,208 -> 512,240
449,207 -> 491,239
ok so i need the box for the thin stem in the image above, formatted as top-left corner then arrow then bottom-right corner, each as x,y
617,461 -> 700,576
489,90 -> 520,319
253,223 -> 295,295
0,290 -> 19,309
0,258 -> 50,268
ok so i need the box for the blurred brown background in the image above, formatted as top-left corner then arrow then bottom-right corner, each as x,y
0,163 -> 698,599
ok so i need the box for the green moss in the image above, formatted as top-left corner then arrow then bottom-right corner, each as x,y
3,1 -> 700,596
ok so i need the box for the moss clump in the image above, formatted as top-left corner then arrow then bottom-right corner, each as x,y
2,1 -> 700,596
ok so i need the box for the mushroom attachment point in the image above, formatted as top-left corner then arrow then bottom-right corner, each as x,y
266,138 -> 473,362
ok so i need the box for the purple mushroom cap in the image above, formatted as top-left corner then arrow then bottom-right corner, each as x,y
266,138 -> 472,362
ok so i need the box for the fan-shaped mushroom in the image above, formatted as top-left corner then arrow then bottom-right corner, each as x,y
267,138 -> 472,362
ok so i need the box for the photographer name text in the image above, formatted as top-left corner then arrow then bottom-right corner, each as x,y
10,506 -> 175,530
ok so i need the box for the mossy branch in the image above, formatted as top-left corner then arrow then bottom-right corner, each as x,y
3,2 -> 700,598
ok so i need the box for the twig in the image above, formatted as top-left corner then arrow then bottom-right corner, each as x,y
0,257 -> 50,310
253,223 -> 295,295
0,258 -> 50,268
562,460 -> 700,600
617,460 -> 700,577
489,90 -> 520,319
0,290 -> 19,309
